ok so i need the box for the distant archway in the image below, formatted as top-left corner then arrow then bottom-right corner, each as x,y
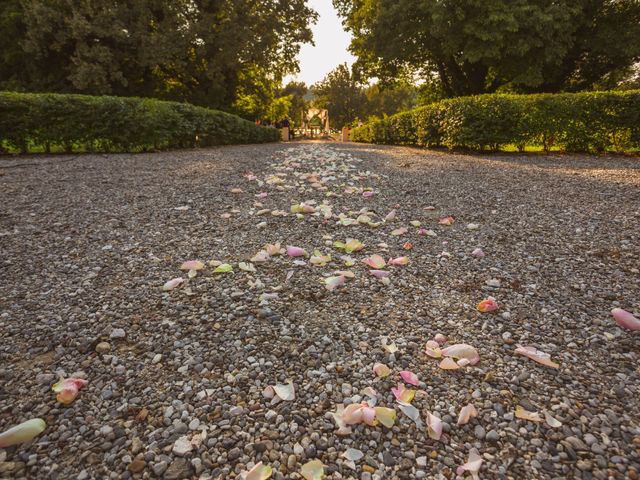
301,108 -> 330,136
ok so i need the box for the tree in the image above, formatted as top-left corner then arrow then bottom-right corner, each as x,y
335,0 -> 640,96
363,81 -> 417,119
1,0 -> 317,112
281,81 -> 309,127
312,64 -> 366,129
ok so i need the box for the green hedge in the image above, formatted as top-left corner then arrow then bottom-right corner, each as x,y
351,91 -> 640,153
0,92 -> 279,153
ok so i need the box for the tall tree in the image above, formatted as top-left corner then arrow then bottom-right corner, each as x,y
335,0 -> 640,96
1,0 -> 317,111
312,64 -> 366,129
281,81 -> 309,127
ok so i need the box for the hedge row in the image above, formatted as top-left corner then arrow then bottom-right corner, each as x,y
351,91 -> 640,153
0,92 -> 279,153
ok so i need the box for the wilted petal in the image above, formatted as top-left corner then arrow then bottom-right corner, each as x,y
362,386 -> 378,398
477,297 -> 498,312
399,370 -> 419,386
370,269 -> 391,279
162,277 -> 184,291
343,448 -> 364,462
0,418 -> 46,448
374,407 -> 397,428
273,381 -> 295,401
456,451 -> 483,479
373,363 -> 391,378
341,256 -> 356,267
388,256 -> 409,266
287,246 -> 307,257
325,275 -> 346,291
362,190 -> 374,198
310,250 -> 332,266
52,378 -> 88,405
515,405 -> 543,422
243,462 -> 273,480
391,383 -> 415,404
514,345 -> 559,369
397,402 -> 423,428
264,243 -> 284,256
385,210 -> 396,222
344,238 -> 365,253
300,460 -> 325,480
362,406 -> 378,426
180,260 -> 204,271
611,308 -> 640,331
214,263 -> 234,273
410,220 -> 421,227
457,404 -> 478,426
441,344 -> 480,365
333,270 -> 355,278
544,410 -> 562,428
391,227 -> 408,236
471,248 -> 485,258
251,250 -> 270,263
342,403 -> 365,425
362,254 -> 386,269
426,412 -> 443,440
239,262 -> 256,272
439,357 -> 460,370
439,216 -> 454,225
382,339 -> 398,353
402,242 -> 413,250
434,333 -> 447,345
425,342 -> 442,359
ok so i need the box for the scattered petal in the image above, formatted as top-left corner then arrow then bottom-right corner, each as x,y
397,402 -> 423,428
362,254 -> 386,269
439,357 -> 460,370
382,339 -> 398,353
239,262 -> 256,272
388,256 -> 409,266
370,269 -> 391,279
344,238 -> 365,253
410,220 -> 421,227
324,275 -> 346,291
439,216 -> 454,225
399,370 -> 419,386
374,407 -> 397,428
425,341 -> 442,358
392,383 -> 415,404
286,246 -> 307,257
251,250 -> 270,263
391,227 -> 408,236
242,462 -> 273,480
342,403 -> 366,425
214,263 -> 234,273
52,377 -> 88,405
373,363 -> 391,378
362,406 -> 378,426
457,404 -> 478,426
402,242 -> 413,250
544,410 -> 563,428
514,345 -> 559,369
434,333 -> 447,345
471,248 -> 485,258
162,277 -> 184,291
515,405 -> 543,422
0,418 -> 46,448
300,460 -> 325,480
265,243 -> 285,256
272,381 -> 295,401
362,190 -> 375,198
343,448 -> 364,462
477,297 -> 499,312
426,412 -> 443,440
310,251 -> 332,266
457,451 -> 483,479
180,260 -> 204,271
385,210 -> 396,222
611,308 -> 640,331
467,223 -> 479,230
231,188 -> 243,193
441,344 -> 480,365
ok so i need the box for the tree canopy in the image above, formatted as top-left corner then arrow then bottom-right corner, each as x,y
334,0 -> 640,96
0,0 -> 317,116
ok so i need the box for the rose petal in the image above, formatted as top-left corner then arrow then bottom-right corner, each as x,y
471,248 -> 485,258
52,378 -> 88,405
402,242 -> 413,250
544,410 -> 563,428
362,191 -> 374,198
456,451 -> 483,479
410,220 -> 421,227
370,269 -> 391,279
344,238 -> 365,253
425,343 -> 442,358
0,418 -> 46,448
265,243 -> 284,256
300,459 -> 325,480
441,344 -> 480,365
385,210 -> 396,222
391,383 -> 415,403
342,403 -> 365,424
439,357 -> 460,370
243,462 -> 273,480
362,406 -> 378,426
439,216 -> 454,225
180,260 -> 204,271
374,407 -> 397,428
251,250 -> 270,263
273,381 -> 295,401
434,333 -> 447,345
162,277 -> 184,291
324,275 -> 346,291
382,339 -> 398,353
286,246 -> 307,257
239,262 -> 256,272
426,412 -> 443,440
611,308 -> 640,331
362,254 -> 386,269
343,448 -> 364,462
514,345 -> 559,369
397,401 -> 423,427
515,405 -> 543,422
214,263 -> 233,273
457,404 -> 478,426
399,370 -> 419,386
373,363 -> 391,378
388,256 -> 409,266
477,297 -> 499,312
391,227 -> 408,236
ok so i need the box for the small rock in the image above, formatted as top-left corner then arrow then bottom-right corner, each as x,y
95,342 -> 111,353
110,328 -> 126,339
172,437 -> 193,457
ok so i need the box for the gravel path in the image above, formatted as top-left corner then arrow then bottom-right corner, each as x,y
1,142 -> 639,479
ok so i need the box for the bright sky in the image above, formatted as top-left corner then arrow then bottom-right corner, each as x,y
285,0 -> 355,87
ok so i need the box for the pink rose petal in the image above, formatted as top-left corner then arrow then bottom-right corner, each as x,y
399,370 -> 419,386
162,277 -> 184,291
362,254 -> 386,269
52,377 -> 88,405
477,297 -> 498,312
373,363 -> 391,378
434,333 -> 447,345
441,344 -> 480,365
391,383 -> 415,403
471,248 -> 485,258
385,210 -> 396,222
439,357 -> 460,370
388,256 -> 409,266
286,246 -> 307,257
611,308 -> 640,331
457,404 -> 478,426
325,275 -> 346,291
457,451 -> 483,479
370,269 -> 391,279
514,345 -> 559,369
426,412 -> 443,440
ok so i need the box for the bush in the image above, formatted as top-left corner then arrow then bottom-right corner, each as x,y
351,91 -> 640,153
0,92 -> 279,153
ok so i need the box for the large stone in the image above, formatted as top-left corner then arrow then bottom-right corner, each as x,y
164,458 -> 193,480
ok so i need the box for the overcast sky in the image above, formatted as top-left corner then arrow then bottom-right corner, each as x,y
285,0 -> 356,87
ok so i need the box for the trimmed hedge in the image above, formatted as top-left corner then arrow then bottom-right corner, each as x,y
0,92 -> 279,153
351,91 -> 640,153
